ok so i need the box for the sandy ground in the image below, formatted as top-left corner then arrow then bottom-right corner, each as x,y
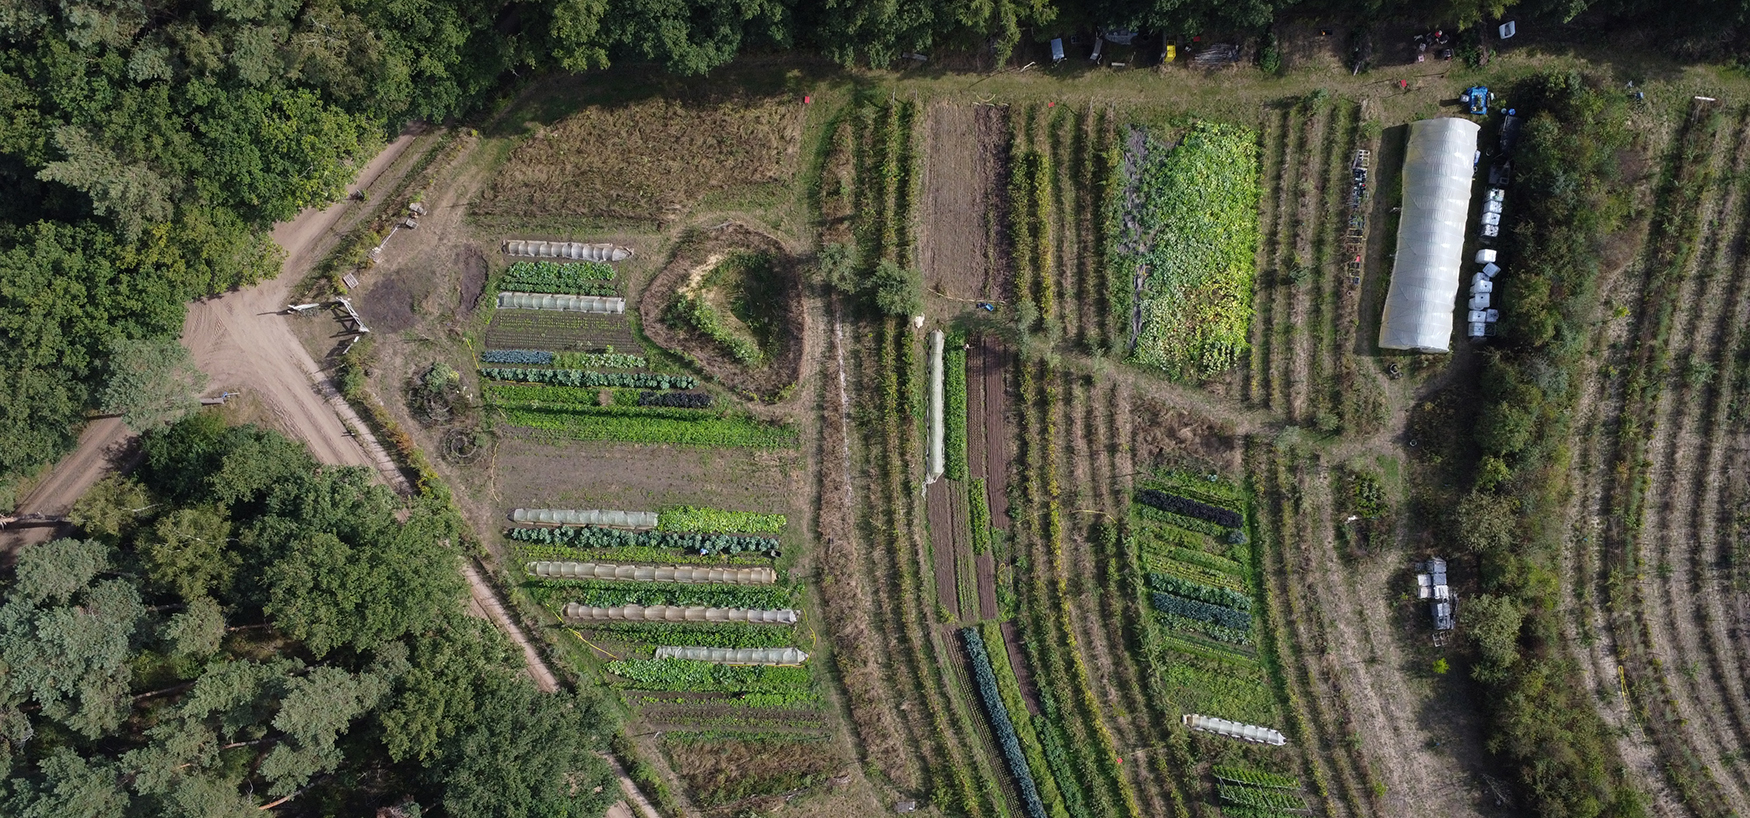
0,417 -> 134,553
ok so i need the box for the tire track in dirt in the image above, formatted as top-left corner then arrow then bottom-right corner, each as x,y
1637,106 -> 1750,804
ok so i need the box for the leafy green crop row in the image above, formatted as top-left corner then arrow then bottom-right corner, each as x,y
528,578 -> 793,610
1217,783 -> 1307,811
658,507 -> 786,535
481,367 -> 695,390
1114,121 -> 1260,379
978,623 -> 1070,818
552,351 -> 646,369
1145,572 -> 1250,611
667,292 -> 764,366
969,477 -> 993,554
579,621 -> 795,649
499,406 -> 797,449
1212,765 -> 1300,790
506,259 -> 615,284
604,658 -> 811,693
962,628 -> 1048,818
506,525 -> 779,556
515,544 -> 772,567
944,337 -> 968,480
1150,591 -> 1250,631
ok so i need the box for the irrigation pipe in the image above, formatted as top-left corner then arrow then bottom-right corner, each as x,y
570,629 -> 621,660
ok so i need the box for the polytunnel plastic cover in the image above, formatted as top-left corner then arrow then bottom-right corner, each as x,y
1379,118 -> 1480,353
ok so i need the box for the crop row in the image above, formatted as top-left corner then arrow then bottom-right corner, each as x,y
506,525 -> 780,556
579,620 -> 795,649
969,477 -> 993,554
1160,660 -> 1276,726
977,622 -> 1072,817
1218,783 -> 1307,811
962,627 -> 1049,818
1143,470 -> 1247,510
1011,147 -> 1055,327
604,658 -> 810,693
1151,591 -> 1251,631
658,507 -> 787,535
1156,609 -> 1251,645
481,367 -> 696,390
945,335 -> 969,480
638,391 -> 711,408
1142,554 -> 1247,593
1154,630 -> 1260,669
667,292 -> 764,366
1136,489 -> 1243,528
1213,765 -> 1301,790
1136,504 -> 1229,537
1145,572 -> 1250,611
481,349 -> 554,365
484,311 -> 640,352
529,578 -> 792,610
499,406 -> 797,449
505,259 -> 615,284
515,544 -> 771,567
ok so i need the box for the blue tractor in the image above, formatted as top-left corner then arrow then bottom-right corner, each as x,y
1462,86 -> 1491,115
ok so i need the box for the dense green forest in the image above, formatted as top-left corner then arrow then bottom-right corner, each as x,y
1,413 -> 619,816
2,0 -> 1749,493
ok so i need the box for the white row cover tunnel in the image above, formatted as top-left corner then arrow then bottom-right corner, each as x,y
497,292 -> 625,313
562,603 -> 798,624
512,508 -> 657,528
1379,117 -> 1481,353
1182,714 -> 1287,746
653,646 -> 809,666
503,240 -> 634,261
527,561 -> 777,585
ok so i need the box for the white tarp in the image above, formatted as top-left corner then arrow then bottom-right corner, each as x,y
527,561 -> 777,585
511,508 -> 657,528
562,603 -> 797,624
497,292 -> 625,313
653,646 -> 808,665
926,330 -> 944,482
503,240 -> 633,261
1182,714 -> 1287,746
1379,118 -> 1480,352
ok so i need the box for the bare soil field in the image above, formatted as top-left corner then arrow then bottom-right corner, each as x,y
637,222 -> 805,401
926,482 -> 962,619
967,335 -> 1013,528
918,103 -> 1007,303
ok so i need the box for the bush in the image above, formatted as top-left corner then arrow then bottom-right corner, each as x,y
870,260 -> 921,317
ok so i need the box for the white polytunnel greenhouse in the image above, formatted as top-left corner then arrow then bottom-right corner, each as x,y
927,330 -> 945,482
511,508 -> 657,528
562,603 -> 798,624
502,240 -> 634,261
1182,714 -> 1287,746
527,561 -> 777,585
653,646 -> 809,666
1378,117 -> 1481,353
497,292 -> 625,314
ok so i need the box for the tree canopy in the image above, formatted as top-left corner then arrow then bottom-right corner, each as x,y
1,417 -> 617,816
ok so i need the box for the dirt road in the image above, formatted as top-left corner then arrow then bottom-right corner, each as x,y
181,134 -> 419,477
0,417 -> 134,553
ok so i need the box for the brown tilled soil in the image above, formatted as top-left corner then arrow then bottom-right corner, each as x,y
1131,395 -> 1242,474
999,621 -> 1042,716
637,223 -> 804,402
926,482 -> 959,619
970,335 -> 1014,528
359,274 -> 417,332
918,103 -> 1009,303
662,734 -> 848,808
456,244 -> 488,316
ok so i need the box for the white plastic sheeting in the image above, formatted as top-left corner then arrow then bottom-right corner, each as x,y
497,292 -> 625,313
561,603 -> 797,624
527,561 -> 776,585
653,646 -> 809,665
503,240 -> 633,261
1379,118 -> 1480,352
1182,714 -> 1287,746
512,508 -> 657,528
926,330 -> 945,482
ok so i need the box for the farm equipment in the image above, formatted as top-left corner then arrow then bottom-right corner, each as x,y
976,302 -> 995,312
1463,86 -> 1492,115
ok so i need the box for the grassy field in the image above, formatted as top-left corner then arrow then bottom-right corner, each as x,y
318,32 -> 1750,818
